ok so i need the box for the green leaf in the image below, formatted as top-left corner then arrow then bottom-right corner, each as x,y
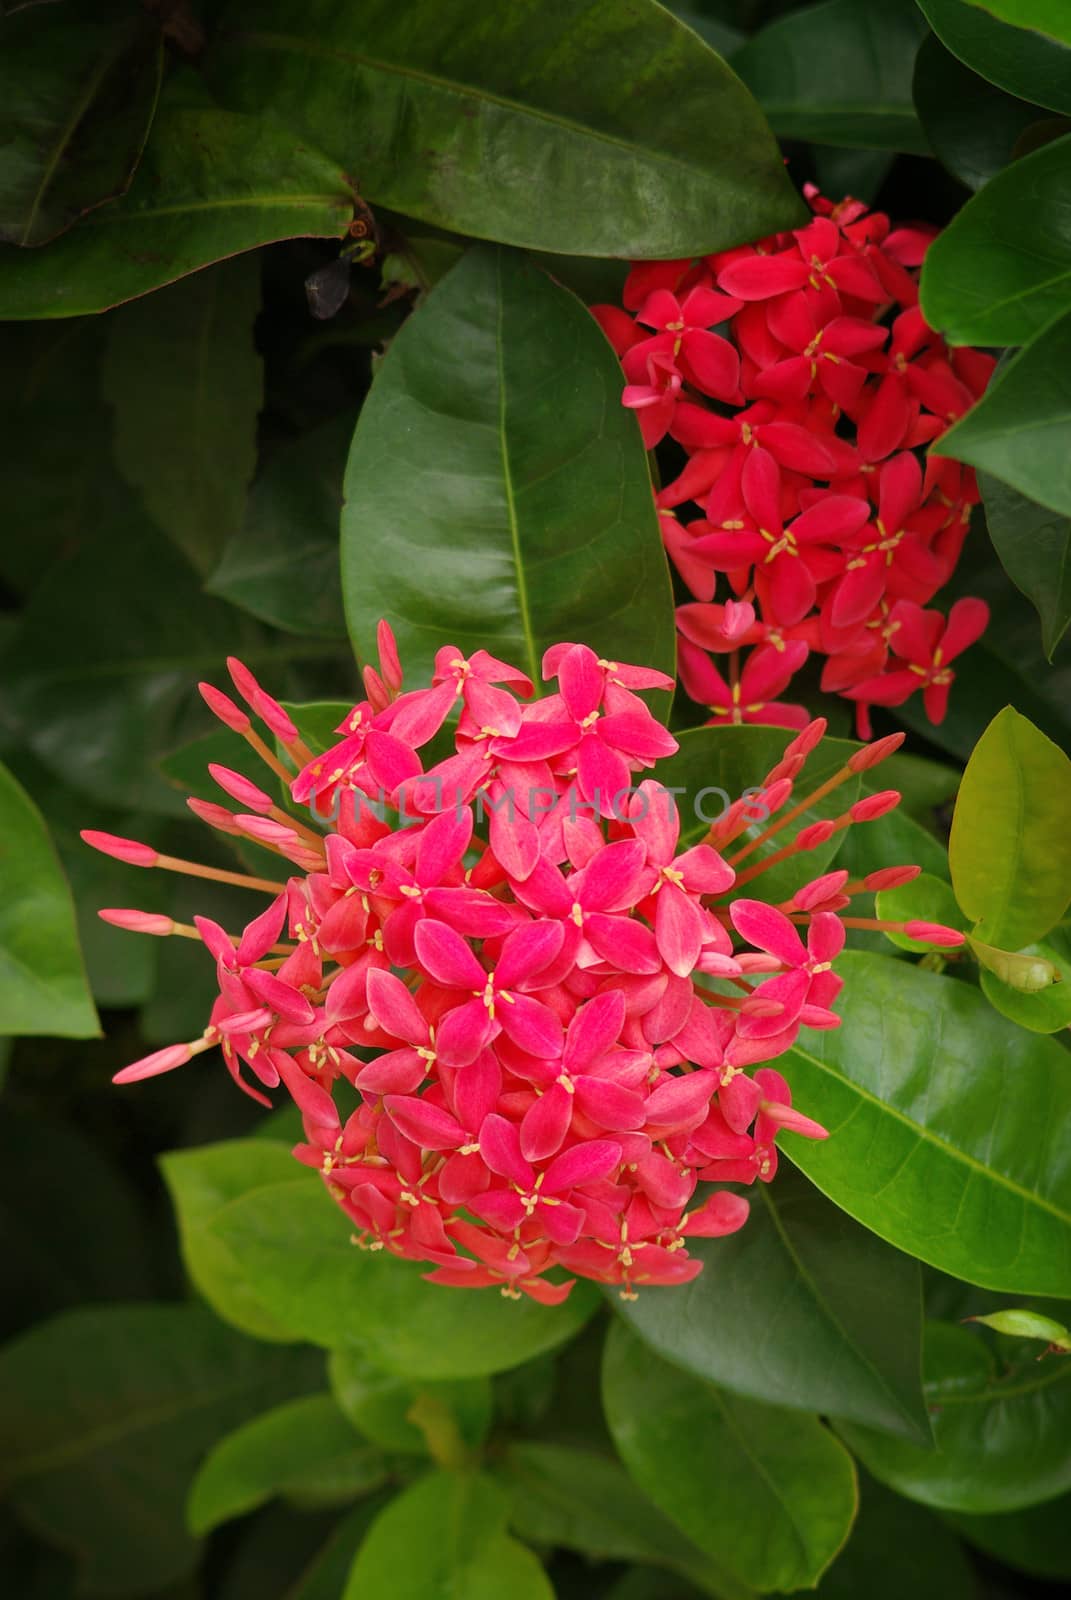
195,1154 -> 598,1376
209,0 -> 802,259
874,871 -> 966,951
161,1140 -> 302,1344
342,244 -> 674,694
0,761 -> 98,1038
329,1349 -> 491,1457
342,1470 -> 553,1600
912,33 -> 1042,191
209,411 -> 354,637
965,1307 -> 1071,1351
981,471 -> 1071,659
977,934 -> 1071,1031
837,800 -> 951,883
102,256 -> 264,575
918,0 -> 1071,114
946,1494 -> 1071,1580
0,97 -> 353,319
936,307 -> 1071,527
964,1 -> 1071,47
838,1320 -> 1071,1512
188,1394 -> 387,1534
615,1163 -> 929,1442
815,1472 -> 979,1599
602,1322 -> 858,1593
502,1442 -> 752,1600
921,133 -> 1071,347
654,726 -> 861,900
0,1304 -> 323,1595
949,706 -> 1071,948
779,951 -> 1071,1295
732,0 -> 930,152
0,0 -> 163,247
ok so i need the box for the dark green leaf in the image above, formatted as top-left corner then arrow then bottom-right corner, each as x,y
502,1442 -> 751,1599
733,0 -> 929,152
949,706 -> 1071,948
0,98 -> 353,319
328,1348 -> 491,1456
614,1163 -> 929,1441
918,0 -> 1071,114
102,257 -> 264,575
780,952 -> 1071,1295
342,1470 -> 553,1600
946,1494 -> 1071,1580
342,245 -> 675,694
653,726 -> 861,900
190,1149 -> 598,1376
280,1501 -> 393,1600
0,1 -> 163,247
0,761 -> 97,1038
815,1472 -> 978,1599
912,33 -> 1043,191
838,1320 -> 1071,1512
0,1304 -> 322,1595
934,307 -> 1071,518
188,1394 -> 387,1533
981,471 -> 1071,658
603,1322 -> 858,1593
209,412 -> 354,637
161,1139 -> 302,1343
209,0 -> 802,258
964,1 -> 1071,47
921,133 -> 1071,346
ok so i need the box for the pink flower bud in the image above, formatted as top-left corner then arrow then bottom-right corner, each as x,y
226,656 -> 263,708
722,599 -> 755,640
187,798 -> 243,835
208,763 -> 274,814
904,921 -> 966,947
848,731 -> 905,773
786,717 -> 828,760
98,908 -> 173,936
252,690 -> 299,745
377,619 -> 404,691
80,830 -> 158,868
199,682 -> 250,732
235,814 -> 302,847
795,820 -> 836,849
760,777 -> 794,814
113,1042 -> 192,1083
849,790 -> 900,822
864,864 -> 921,891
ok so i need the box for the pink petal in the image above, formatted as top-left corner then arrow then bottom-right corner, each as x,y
354,1048 -> 427,1095
557,644 -> 604,720
574,1077 -> 646,1131
941,597 -> 989,661
644,1068 -> 717,1131
499,993 -> 565,1057
585,914 -> 662,974
577,733 -> 631,818
384,1095 -> 467,1150
741,446 -> 783,533
681,1191 -> 750,1237
730,900 -> 808,965
577,838 -> 649,912
366,967 -> 428,1044
655,882 -> 704,977
496,919 -> 566,990
543,1139 -> 623,1195
597,712 -> 678,762
413,919 -> 485,989
416,805 -> 473,887
479,1112 -> 535,1187
435,998 -> 496,1068
676,843 -> 735,894
563,989 -> 627,1072
717,253 -> 811,299
681,328 -> 740,400
520,1084 -> 573,1160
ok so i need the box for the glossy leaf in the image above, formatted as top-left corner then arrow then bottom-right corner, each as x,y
981,471 -> 1071,659
0,761 -> 98,1038
921,133 -> 1071,347
780,952 -> 1071,1295
102,257 -> 264,575
918,0 -> 1071,114
209,0 -> 802,258
964,1 -> 1071,46
602,1322 -> 858,1593
838,1320 -> 1071,1512
0,99 -> 353,319
935,307 -> 1071,519
502,1442 -> 751,1599
188,1394 -> 387,1534
912,33 -> 1042,191
615,1163 -> 930,1442
874,871 -> 966,951
978,935 -> 1071,1031
342,1470 -> 553,1600
656,726 -> 861,899
0,1304 -> 322,1595
733,0 -> 929,152
342,244 -> 674,693
328,1347 -> 492,1456
816,1471 -> 978,1599
947,1495 -> 1071,1580
949,706 -> 1071,948
197,1154 -> 598,1376
0,1 -> 163,247
209,412 -> 354,637
161,1140 -> 301,1344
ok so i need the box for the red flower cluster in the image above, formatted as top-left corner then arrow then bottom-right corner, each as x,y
593,187 -> 993,737
85,629 -> 963,1302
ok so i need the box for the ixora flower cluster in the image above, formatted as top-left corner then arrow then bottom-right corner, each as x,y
593,187 -> 993,737
84,630 -> 964,1302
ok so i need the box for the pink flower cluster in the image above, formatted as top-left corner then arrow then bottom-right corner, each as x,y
593,187 -> 993,737
85,629 -> 964,1302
